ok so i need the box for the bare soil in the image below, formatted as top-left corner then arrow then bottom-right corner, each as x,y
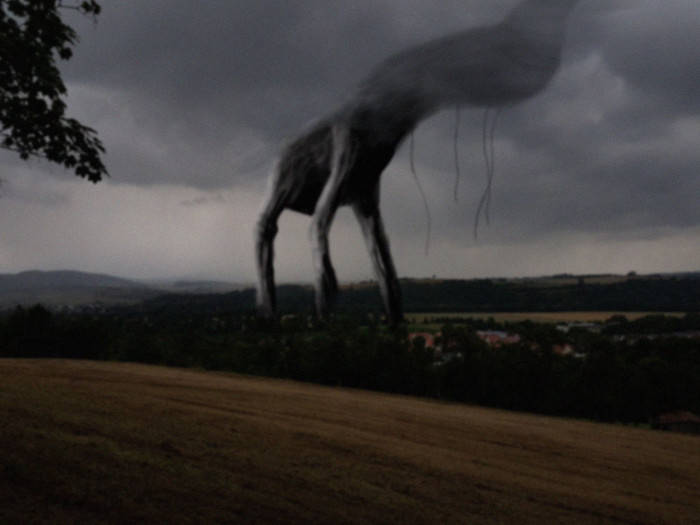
1,359 -> 699,524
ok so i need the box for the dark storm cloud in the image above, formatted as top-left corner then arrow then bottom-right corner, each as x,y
597,1 -> 700,115
59,1 -> 512,185
3,0 -> 698,281
65,2 -> 402,131
57,0 -> 699,242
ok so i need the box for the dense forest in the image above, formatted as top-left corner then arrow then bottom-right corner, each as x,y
129,274 -> 700,316
2,302 -> 698,427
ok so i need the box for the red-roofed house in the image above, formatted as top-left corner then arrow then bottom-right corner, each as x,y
476,330 -> 521,347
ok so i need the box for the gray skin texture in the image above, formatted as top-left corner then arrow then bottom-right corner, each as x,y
255,0 -> 580,326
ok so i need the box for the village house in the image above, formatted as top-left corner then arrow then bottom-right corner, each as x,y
555,322 -> 601,334
409,330 -> 523,352
552,343 -> 575,356
552,343 -> 586,359
476,330 -> 521,347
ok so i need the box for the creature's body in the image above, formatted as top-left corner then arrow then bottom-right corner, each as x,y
255,0 -> 579,325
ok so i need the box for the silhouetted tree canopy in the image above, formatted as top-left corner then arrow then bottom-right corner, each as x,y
0,0 -> 106,181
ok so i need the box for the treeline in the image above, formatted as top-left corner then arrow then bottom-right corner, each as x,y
1,305 -> 699,425
602,312 -> 700,335
130,276 -> 700,315
399,277 -> 700,312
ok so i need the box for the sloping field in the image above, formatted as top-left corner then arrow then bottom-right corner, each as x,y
1,359 -> 699,524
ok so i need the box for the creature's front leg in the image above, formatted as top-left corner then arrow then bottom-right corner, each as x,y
310,212 -> 338,319
353,197 -> 403,327
310,124 -> 350,319
255,162 -> 286,319
255,217 -> 278,318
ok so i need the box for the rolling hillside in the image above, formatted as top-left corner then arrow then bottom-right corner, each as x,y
1,359 -> 699,524
0,270 -> 155,308
2,270 -> 699,312
0,271 -> 242,308
135,273 -> 700,315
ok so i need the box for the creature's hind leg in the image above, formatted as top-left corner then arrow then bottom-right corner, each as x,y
352,193 -> 403,326
255,161 -> 286,319
309,124 -> 351,319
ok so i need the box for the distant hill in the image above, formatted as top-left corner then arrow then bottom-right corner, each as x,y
2,270 -> 699,312
133,272 -> 700,315
0,270 -> 157,309
394,273 -> 700,312
0,270 -> 138,292
0,271 -> 251,310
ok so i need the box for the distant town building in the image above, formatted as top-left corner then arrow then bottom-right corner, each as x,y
476,330 -> 521,347
556,322 -> 601,334
552,343 -> 575,356
552,344 -> 586,359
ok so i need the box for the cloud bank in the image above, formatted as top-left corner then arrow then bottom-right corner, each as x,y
1,0 -> 698,282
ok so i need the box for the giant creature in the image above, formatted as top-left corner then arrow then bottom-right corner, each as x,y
255,0 -> 580,325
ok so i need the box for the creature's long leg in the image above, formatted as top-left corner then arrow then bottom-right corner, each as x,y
353,195 -> 403,326
309,124 -> 352,319
255,161 -> 286,319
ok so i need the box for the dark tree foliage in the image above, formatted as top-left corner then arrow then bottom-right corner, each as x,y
2,307 -> 699,426
132,277 -> 700,317
0,0 -> 106,181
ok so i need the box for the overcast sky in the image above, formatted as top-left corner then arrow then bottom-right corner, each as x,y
1,0 -> 699,283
